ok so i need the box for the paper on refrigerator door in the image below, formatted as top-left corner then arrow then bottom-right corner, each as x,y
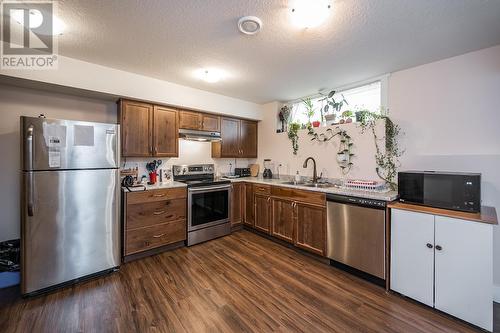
48,150 -> 61,168
42,123 -> 67,148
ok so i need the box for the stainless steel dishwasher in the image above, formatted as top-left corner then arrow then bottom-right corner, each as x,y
326,193 -> 386,279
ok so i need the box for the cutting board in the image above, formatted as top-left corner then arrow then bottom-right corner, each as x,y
249,164 -> 259,177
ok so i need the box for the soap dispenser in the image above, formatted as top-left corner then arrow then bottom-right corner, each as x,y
294,171 -> 301,184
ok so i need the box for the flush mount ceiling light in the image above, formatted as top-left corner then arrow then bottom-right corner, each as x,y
238,16 -> 262,35
195,68 -> 226,83
290,0 -> 331,29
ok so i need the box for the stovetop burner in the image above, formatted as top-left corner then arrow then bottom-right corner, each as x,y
172,164 -> 231,188
180,179 -> 231,188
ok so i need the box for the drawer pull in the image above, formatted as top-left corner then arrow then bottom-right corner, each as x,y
152,233 -> 166,238
153,210 -> 166,215
152,193 -> 166,197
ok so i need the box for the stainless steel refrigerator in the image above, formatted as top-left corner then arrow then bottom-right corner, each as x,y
20,116 -> 121,296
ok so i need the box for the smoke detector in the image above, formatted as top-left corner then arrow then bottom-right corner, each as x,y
238,16 -> 262,35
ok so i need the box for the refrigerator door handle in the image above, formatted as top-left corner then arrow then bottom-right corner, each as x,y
26,125 -> 34,216
27,172 -> 34,216
26,124 -> 34,170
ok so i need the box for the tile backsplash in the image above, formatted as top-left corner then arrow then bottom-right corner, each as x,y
121,140 -> 256,180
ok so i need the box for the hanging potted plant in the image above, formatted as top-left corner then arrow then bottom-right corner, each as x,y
287,122 -> 301,155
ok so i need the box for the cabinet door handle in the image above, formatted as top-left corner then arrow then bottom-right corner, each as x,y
153,210 -> 165,215
152,193 -> 166,197
426,243 -> 433,249
152,233 -> 166,238
435,245 -> 443,251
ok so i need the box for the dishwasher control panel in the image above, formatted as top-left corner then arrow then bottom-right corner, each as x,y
327,193 -> 387,209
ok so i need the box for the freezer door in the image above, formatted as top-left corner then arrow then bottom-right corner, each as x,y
21,169 -> 120,295
21,116 -> 119,171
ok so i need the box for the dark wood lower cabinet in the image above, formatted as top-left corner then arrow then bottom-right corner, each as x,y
231,183 -> 243,226
242,182 -> 326,256
254,193 -> 271,233
244,183 -> 254,226
295,202 -> 327,256
271,198 -> 295,243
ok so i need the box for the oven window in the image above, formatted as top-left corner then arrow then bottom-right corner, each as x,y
191,189 -> 229,227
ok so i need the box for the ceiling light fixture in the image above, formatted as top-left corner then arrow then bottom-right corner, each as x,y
238,16 -> 262,35
290,0 -> 331,29
195,68 -> 226,83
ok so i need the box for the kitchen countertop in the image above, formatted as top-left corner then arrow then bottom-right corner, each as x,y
122,181 -> 187,192
226,177 -> 399,202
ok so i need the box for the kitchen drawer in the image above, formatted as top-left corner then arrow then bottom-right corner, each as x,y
127,198 -> 186,230
271,186 -> 326,206
125,220 -> 186,255
253,184 -> 271,194
127,187 -> 187,204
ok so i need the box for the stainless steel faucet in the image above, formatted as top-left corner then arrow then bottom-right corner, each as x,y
303,157 -> 318,183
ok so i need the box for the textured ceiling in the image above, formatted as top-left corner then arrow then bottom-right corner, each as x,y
50,0 -> 500,103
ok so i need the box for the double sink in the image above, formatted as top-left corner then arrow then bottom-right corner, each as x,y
279,180 -> 339,189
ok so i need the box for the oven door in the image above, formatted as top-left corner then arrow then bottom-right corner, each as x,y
188,184 -> 231,232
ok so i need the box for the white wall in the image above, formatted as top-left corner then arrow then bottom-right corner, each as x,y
258,102 -> 385,181
388,44 -> 500,292
0,51 -> 264,120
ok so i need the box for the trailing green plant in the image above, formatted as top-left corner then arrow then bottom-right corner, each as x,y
307,126 -> 354,174
287,122 -> 301,155
359,110 -> 404,190
319,90 -> 348,122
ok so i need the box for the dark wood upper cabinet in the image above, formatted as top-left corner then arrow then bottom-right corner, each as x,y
201,114 -> 220,132
178,110 -> 202,130
295,203 -> 326,256
120,99 -> 178,158
254,193 -> 271,234
212,117 -> 258,158
240,120 -> 258,158
153,106 -> 179,157
179,110 -> 220,132
219,117 -> 240,157
271,198 -> 295,243
120,100 -> 153,157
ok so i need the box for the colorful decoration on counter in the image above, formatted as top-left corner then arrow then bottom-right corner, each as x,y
359,110 -> 404,190
146,160 -> 162,184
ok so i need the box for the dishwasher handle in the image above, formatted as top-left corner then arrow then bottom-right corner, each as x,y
326,193 -> 386,210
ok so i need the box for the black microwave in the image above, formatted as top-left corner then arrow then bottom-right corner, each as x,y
398,171 -> 481,213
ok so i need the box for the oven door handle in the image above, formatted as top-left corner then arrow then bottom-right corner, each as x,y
188,185 -> 231,193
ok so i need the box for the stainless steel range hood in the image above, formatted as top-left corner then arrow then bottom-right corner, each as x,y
179,129 -> 221,142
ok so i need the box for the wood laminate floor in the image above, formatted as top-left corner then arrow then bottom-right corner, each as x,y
0,230 -> 492,332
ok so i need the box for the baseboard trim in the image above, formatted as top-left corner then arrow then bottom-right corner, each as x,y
494,285 -> 500,303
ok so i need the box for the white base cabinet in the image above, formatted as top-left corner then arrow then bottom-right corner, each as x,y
391,209 -> 493,331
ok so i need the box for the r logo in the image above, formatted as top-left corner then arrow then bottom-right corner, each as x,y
2,2 -> 54,55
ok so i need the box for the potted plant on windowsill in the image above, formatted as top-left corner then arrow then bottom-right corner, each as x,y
302,97 -> 316,128
340,110 -> 354,124
319,90 -> 348,125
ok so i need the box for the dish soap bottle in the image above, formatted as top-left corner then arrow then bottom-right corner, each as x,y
294,171 -> 301,184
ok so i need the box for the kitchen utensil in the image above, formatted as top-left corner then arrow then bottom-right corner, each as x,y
263,159 -> 273,179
